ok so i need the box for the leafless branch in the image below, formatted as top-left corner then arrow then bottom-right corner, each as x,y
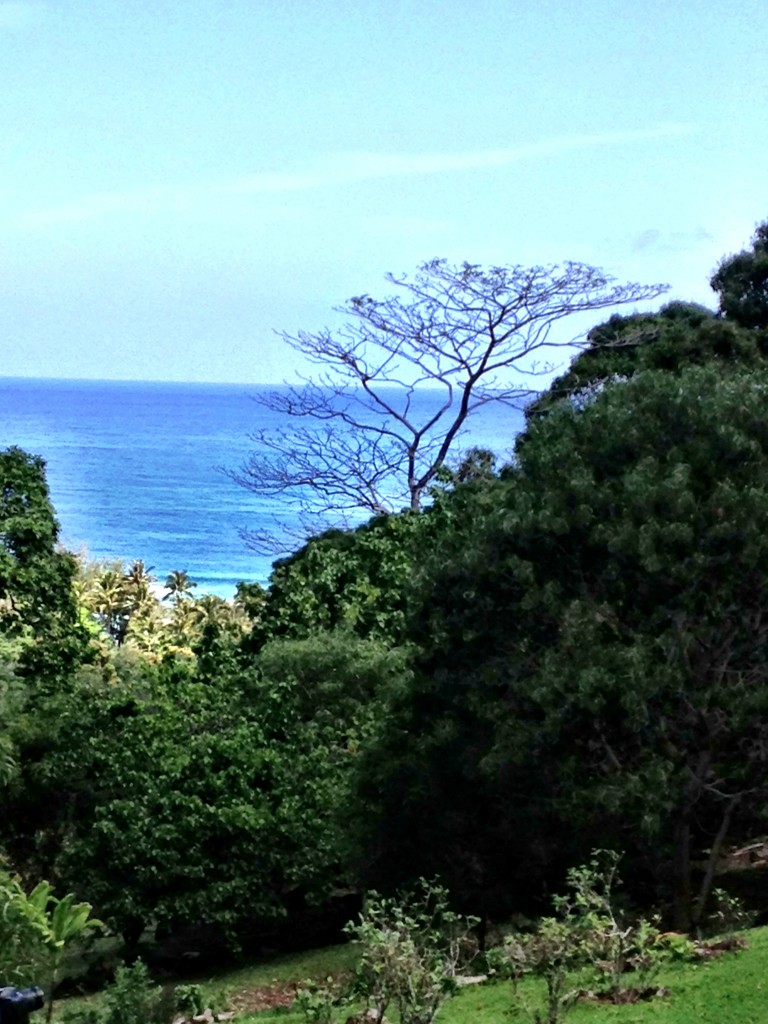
234,259 -> 667,549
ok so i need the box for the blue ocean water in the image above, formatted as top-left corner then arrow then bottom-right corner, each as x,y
0,378 -> 524,598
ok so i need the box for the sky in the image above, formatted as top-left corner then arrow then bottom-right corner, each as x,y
1,0 -> 766,384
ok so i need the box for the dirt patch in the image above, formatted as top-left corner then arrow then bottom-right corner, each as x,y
228,981 -> 299,1014
696,935 -> 748,958
579,986 -> 670,1005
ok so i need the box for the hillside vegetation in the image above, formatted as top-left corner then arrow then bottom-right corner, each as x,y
2,221 -> 768,1022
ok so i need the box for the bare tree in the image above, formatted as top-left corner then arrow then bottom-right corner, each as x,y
236,259 -> 666,547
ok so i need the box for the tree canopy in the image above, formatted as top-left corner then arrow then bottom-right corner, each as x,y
524,298 -> 768,424
711,220 -> 768,328
0,446 -> 87,687
12,651 -> 364,944
354,362 -> 768,927
9,223 -> 768,957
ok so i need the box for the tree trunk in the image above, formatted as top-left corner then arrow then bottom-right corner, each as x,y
672,814 -> 692,931
691,794 -> 741,931
121,916 -> 145,961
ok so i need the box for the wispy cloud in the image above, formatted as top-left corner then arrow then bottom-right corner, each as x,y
631,225 -> 714,254
14,123 -> 696,230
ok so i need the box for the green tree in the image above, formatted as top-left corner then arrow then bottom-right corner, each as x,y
0,446 -> 88,687
250,511 -> 433,651
524,299 -> 766,424
247,458 -> 500,654
162,569 -> 197,605
255,630 -> 408,747
357,364 -> 768,928
711,219 -> 768,328
15,638 -> 379,945
27,667 -> 266,941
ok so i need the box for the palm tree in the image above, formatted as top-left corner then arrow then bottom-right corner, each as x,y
162,569 -> 197,606
124,602 -> 165,656
191,594 -> 232,629
123,559 -> 157,612
90,568 -> 131,645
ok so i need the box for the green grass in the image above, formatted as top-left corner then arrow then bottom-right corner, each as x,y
50,943 -> 358,1024
235,929 -> 768,1024
51,928 -> 768,1024
440,927 -> 768,1024
202,941 -> 359,993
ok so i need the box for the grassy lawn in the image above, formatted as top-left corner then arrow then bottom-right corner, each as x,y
438,927 -> 768,1024
51,927 -> 768,1024
231,928 -> 768,1024
203,941 -> 359,993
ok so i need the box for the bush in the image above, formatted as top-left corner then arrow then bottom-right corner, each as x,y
345,879 -> 477,1024
702,889 -> 755,938
492,851 -> 690,1023
293,977 -> 339,1024
58,962 -> 174,1024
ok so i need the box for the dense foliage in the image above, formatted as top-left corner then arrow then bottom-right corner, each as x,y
710,221 -> 768,328
0,446 -> 88,687
357,363 -> 768,927
3,220 -> 768,969
3,632 -> 402,946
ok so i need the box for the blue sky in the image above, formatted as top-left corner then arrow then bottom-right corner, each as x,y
1,0 -> 766,383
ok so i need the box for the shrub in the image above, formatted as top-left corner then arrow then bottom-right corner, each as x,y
493,851 -> 689,1023
345,879 -> 477,1024
294,977 -> 339,1024
172,984 -> 206,1019
100,961 -> 173,1024
702,888 -> 755,938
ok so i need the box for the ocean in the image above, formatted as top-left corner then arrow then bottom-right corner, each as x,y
0,377 -> 525,598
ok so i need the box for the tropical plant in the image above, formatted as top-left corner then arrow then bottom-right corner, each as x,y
0,871 -> 50,985
26,882 -> 103,1021
0,733 -> 16,787
162,570 -> 197,606
122,560 -> 156,609
86,567 -> 132,646
0,872 -> 101,1005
